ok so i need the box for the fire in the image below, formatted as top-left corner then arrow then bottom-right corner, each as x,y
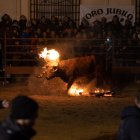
68,85 -> 114,97
103,90 -> 113,97
94,88 -> 104,94
68,84 -> 90,96
89,88 -> 113,97
68,85 -> 84,96
39,47 -> 60,62
37,47 -> 60,78
103,93 -> 113,97
39,48 -> 48,59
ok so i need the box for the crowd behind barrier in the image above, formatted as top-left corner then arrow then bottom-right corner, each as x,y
0,13 -> 140,83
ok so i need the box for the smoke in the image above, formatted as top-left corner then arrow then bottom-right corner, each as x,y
27,67 -> 67,96
42,41 -> 77,60
73,76 -> 97,92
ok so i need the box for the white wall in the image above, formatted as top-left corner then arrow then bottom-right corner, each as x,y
20,0 -> 29,19
0,0 -> 134,20
81,0 -> 133,5
108,0 -> 132,5
0,0 -> 17,20
0,0 -> 29,20
81,0 -> 107,5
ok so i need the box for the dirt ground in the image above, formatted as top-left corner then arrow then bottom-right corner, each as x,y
0,77 -> 139,140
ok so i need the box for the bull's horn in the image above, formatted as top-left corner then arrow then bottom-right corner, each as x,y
52,66 -> 58,72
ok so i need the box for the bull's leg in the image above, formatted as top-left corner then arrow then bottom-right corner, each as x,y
67,69 -> 78,90
67,77 -> 74,90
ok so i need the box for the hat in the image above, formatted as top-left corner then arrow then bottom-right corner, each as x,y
10,95 -> 39,119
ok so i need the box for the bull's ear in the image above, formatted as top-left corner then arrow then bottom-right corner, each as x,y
52,66 -> 58,72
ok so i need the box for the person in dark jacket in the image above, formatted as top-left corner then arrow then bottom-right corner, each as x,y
0,95 -> 39,140
117,90 -> 140,140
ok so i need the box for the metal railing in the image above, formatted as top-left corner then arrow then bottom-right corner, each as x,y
0,36 -> 140,84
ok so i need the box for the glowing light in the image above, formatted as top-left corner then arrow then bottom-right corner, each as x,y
90,88 -> 113,97
39,48 -> 48,59
47,49 -> 60,61
103,93 -> 112,97
39,48 -> 60,62
94,88 -> 104,93
68,85 -> 84,96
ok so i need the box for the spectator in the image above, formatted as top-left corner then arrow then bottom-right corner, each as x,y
38,16 -> 50,32
0,14 -> 12,34
30,19 -> 38,31
91,20 -> 102,35
100,17 -> 108,34
79,18 -> 90,30
108,15 -> 123,38
19,27 -> 31,61
123,19 -> 133,36
50,16 -> 60,33
61,16 -> 71,30
0,95 -> 39,140
117,90 -> 140,140
18,15 -> 27,32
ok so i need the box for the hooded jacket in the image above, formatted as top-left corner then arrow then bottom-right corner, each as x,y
117,105 -> 140,140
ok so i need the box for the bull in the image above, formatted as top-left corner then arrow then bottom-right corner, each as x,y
39,55 -> 98,90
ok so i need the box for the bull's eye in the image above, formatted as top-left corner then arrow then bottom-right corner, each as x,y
52,66 -> 58,72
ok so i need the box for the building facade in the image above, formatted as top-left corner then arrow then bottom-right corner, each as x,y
0,0 -> 134,20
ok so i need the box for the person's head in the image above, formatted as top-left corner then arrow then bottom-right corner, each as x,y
10,95 -> 39,127
112,15 -> 119,23
135,90 -> 140,108
19,15 -> 27,21
2,100 -> 9,108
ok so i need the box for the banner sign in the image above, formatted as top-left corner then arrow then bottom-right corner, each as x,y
80,5 -> 135,25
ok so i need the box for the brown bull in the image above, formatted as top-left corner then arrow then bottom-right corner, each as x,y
41,55 -> 98,89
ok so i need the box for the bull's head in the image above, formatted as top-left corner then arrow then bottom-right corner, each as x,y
38,47 -> 60,79
41,61 -> 59,79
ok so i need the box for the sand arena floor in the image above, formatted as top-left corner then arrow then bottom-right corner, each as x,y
0,77 -> 139,140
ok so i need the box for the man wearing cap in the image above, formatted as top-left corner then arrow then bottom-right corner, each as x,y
0,95 -> 39,140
